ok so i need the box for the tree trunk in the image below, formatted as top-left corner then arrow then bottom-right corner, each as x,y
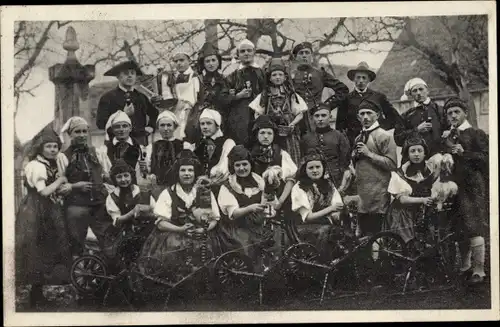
204,19 -> 219,49
247,19 -> 262,45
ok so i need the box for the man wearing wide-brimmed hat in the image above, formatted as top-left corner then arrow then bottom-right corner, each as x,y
96,60 -> 159,146
290,41 -> 349,135
336,61 -> 403,147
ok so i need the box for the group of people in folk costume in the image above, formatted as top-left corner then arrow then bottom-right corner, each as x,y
16,38 -> 490,308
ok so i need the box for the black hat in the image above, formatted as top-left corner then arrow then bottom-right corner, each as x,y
29,127 -> 62,160
197,42 -> 222,73
297,148 -> 325,180
292,42 -> 313,56
252,115 -> 277,132
357,98 -> 382,113
443,97 -> 468,113
310,103 -> 331,115
177,149 -> 201,167
347,61 -> 376,82
228,145 -> 252,174
266,58 -> 287,74
104,60 -> 143,77
402,136 -> 429,158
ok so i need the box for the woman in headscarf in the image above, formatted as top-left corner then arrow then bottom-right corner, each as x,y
104,159 -> 156,264
15,129 -> 72,308
141,110 -> 185,199
249,58 -> 308,165
191,108 -> 236,195
249,115 -> 297,215
139,150 -> 222,287
217,145 -> 279,269
196,42 -> 231,128
56,116 -> 114,258
384,137 -> 439,245
290,149 -> 345,255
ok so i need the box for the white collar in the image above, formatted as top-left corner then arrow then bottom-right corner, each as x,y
422,97 -> 431,105
118,84 -> 135,93
112,137 -> 134,146
112,184 -> 140,197
228,173 -> 265,197
177,67 -> 194,76
174,183 -> 197,208
205,129 -> 223,140
354,86 -> 369,94
36,155 -> 51,165
456,120 -> 472,131
362,120 -> 380,132
238,62 -> 260,70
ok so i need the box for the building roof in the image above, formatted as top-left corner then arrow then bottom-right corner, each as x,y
370,16 -> 488,101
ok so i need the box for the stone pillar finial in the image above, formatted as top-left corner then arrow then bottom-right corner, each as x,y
63,26 -> 79,62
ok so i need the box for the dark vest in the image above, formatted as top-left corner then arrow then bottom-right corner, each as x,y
64,145 -> 107,206
150,139 -> 184,186
105,138 -> 141,170
194,136 -> 227,176
224,182 -> 264,230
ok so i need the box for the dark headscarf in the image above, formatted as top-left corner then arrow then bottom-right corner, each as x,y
297,149 -> 330,195
228,145 -> 252,175
402,137 -> 431,177
174,149 -> 202,183
443,97 -> 468,114
28,129 -> 62,161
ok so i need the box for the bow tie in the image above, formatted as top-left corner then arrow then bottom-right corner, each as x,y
175,73 -> 190,84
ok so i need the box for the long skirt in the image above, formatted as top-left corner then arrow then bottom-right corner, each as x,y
15,190 -> 72,287
139,226 -> 222,284
384,202 -> 420,244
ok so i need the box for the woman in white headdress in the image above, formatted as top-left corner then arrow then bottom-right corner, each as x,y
140,110 -> 185,199
56,116 -> 114,258
191,108 -> 236,195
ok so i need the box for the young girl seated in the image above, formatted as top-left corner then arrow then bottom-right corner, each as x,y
291,149 -> 345,255
104,159 -> 156,263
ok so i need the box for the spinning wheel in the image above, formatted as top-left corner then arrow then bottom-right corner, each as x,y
70,255 -> 108,295
366,232 -> 408,288
214,252 -> 255,292
137,256 -> 164,276
284,243 -> 322,279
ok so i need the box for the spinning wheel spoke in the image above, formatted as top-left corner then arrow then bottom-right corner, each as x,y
71,255 -> 108,295
214,252 -> 254,292
284,243 -> 322,278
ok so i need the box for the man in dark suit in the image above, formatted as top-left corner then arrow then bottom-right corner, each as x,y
336,61 -> 403,147
96,60 -> 159,146
394,77 -> 448,163
290,41 -> 349,135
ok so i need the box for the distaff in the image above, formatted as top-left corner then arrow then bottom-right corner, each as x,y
56,116 -> 114,257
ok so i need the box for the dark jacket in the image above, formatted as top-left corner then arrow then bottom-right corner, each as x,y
394,100 -> 448,162
96,87 -> 159,144
336,88 -> 403,146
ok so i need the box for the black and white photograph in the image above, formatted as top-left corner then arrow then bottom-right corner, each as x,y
1,2 -> 498,325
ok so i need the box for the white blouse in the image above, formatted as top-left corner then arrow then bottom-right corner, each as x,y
279,149 -> 298,181
105,184 -> 156,226
291,182 -> 343,222
24,156 -> 52,192
388,161 -> 436,198
217,173 -> 265,220
154,183 -> 220,222
249,93 -> 308,117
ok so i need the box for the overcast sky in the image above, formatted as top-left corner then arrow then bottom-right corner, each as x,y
15,19 -> 396,143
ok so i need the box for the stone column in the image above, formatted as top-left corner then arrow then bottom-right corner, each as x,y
49,26 -> 95,147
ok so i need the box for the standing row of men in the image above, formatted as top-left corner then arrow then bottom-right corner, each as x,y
94,39 -> 454,166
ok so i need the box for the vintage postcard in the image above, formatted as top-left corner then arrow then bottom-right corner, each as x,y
1,1 -> 498,325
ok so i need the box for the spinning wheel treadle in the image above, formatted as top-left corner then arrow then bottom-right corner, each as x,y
284,243 -> 322,278
214,252 -> 254,290
71,255 -> 108,295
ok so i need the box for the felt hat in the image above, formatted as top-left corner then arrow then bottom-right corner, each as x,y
197,42 -> 222,72
347,61 -> 376,82
104,60 -> 143,77
252,115 -> 277,132
357,98 -> 382,113
443,97 -> 468,113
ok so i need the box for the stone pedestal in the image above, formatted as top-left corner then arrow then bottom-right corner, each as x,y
49,26 -> 95,147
